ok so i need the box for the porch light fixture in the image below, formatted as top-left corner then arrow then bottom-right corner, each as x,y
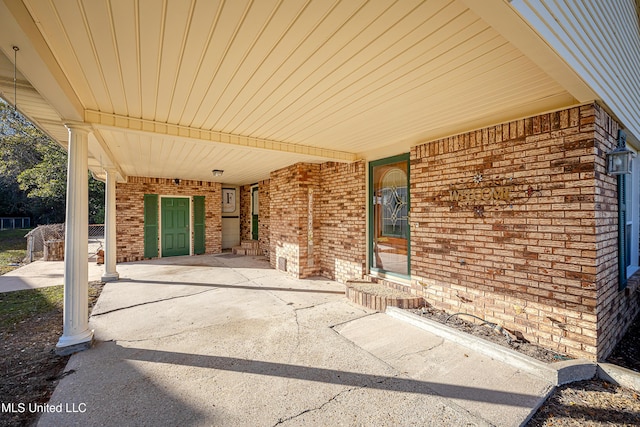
607,130 -> 632,175
212,169 -> 224,177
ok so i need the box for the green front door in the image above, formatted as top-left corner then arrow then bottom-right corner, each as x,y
162,197 -> 190,257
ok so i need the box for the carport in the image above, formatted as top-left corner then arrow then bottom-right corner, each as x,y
1,0 -> 639,361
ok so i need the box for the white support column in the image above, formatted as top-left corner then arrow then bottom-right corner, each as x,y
102,167 -> 119,282
56,122 -> 93,355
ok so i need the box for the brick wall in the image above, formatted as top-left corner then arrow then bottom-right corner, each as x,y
409,103 -> 639,360
258,179 -> 271,258
269,163 -> 321,278
240,184 -> 252,242
592,104 -> 640,360
116,177 -> 222,262
319,161 -> 367,282
268,161 -> 366,281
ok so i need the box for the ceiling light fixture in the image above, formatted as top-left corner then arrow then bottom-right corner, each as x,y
212,169 -> 224,177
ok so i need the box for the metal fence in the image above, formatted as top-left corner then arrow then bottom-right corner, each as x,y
88,225 -> 105,260
24,224 -> 105,263
0,217 -> 31,230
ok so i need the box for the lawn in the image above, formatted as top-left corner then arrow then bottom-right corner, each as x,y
0,280 -> 104,427
0,228 -> 30,275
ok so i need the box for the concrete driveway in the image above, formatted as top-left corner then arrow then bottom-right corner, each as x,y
37,254 -> 554,426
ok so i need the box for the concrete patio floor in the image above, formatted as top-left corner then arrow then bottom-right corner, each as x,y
27,254 -> 559,426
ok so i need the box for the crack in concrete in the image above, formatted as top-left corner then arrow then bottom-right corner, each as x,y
293,301 -> 331,312
291,308 -> 301,358
394,339 -> 446,363
272,385 -> 365,426
114,329 -> 193,343
90,288 -> 219,317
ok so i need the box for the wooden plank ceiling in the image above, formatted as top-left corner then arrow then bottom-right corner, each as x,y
2,0 -> 577,184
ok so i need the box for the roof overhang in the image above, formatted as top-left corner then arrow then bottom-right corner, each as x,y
3,0 -> 634,185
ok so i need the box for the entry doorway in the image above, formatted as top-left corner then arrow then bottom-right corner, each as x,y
369,154 -> 410,277
251,186 -> 259,240
161,197 -> 190,257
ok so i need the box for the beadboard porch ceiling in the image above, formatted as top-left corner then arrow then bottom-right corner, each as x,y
0,0 -> 585,185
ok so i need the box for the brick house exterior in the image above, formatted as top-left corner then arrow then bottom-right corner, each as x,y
10,0 -> 639,361
112,103 -> 639,361
408,103 -> 639,360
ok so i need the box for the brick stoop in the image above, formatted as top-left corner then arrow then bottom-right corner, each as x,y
232,240 -> 262,256
345,279 -> 424,312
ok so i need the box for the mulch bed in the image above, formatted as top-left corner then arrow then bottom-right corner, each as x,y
407,306 -> 570,364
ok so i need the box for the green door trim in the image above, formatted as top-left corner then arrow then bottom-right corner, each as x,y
160,196 -> 191,257
368,153 -> 411,280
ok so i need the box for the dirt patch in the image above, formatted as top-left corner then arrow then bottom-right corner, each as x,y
0,282 -> 104,427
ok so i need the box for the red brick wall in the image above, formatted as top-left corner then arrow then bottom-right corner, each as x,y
409,103 -> 638,360
269,163 -> 321,278
116,177 -> 222,262
319,161 -> 366,282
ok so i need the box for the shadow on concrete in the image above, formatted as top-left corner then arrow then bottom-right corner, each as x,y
114,278 -> 345,295
42,343 -> 211,426
115,343 -> 539,408
123,254 -> 272,269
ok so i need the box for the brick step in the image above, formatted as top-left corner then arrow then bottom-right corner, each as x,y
231,246 -> 262,256
240,240 -> 260,249
345,280 -> 424,312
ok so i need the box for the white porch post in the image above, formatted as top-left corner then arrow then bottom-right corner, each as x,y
56,122 -> 93,355
101,167 -> 119,282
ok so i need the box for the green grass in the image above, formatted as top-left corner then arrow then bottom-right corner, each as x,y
0,285 -> 63,328
0,228 -> 30,275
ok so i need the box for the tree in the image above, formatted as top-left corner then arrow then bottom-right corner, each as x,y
0,100 -> 105,224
